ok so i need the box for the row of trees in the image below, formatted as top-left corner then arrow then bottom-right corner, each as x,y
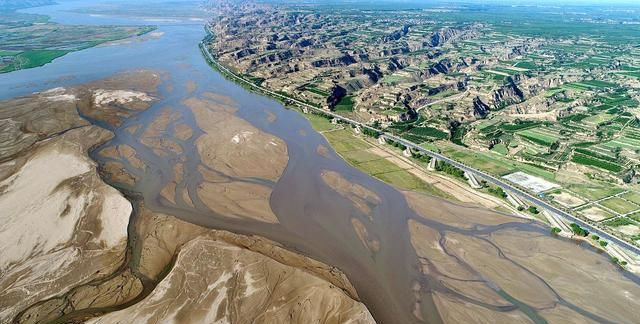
434,160 -> 465,179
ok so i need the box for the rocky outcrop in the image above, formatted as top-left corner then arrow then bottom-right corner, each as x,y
378,46 -> 410,57
251,49 -> 296,66
473,96 -> 491,118
327,84 -> 348,109
311,54 -> 357,68
382,25 -> 410,42
363,65 -> 384,84
232,48 -> 256,60
294,38 -> 314,48
425,26 -> 479,47
387,57 -> 408,72
493,76 -> 525,108
425,58 -> 454,77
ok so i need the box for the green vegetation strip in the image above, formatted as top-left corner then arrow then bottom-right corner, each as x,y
571,152 -> 623,173
309,117 -> 455,200
0,50 -> 68,73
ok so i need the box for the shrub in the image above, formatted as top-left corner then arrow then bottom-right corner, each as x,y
488,186 -> 507,198
569,223 -> 589,237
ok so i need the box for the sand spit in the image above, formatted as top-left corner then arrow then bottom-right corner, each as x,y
352,218 -> 381,255
405,191 -> 640,323
93,89 -> 153,107
321,170 -> 381,217
433,292 -> 532,324
175,94 -> 289,223
99,144 -> 146,171
140,108 -> 183,156
88,208 -> 374,323
74,70 -> 162,127
187,95 -> 288,181
491,229 -> 640,323
197,180 -> 279,223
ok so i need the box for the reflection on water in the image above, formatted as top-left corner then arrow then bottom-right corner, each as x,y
2,1 -> 640,323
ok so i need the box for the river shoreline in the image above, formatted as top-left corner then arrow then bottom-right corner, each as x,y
198,26 -> 640,271
2,2 -> 640,323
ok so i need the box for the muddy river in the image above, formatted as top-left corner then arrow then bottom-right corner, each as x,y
2,1 -> 639,323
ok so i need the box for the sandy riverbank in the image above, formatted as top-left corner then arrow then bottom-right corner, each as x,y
0,71 -> 161,322
0,74 -> 375,323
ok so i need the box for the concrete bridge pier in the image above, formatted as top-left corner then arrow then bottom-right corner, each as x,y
543,210 -> 571,233
506,193 -> 526,209
428,157 -> 438,171
464,171 -> 482,189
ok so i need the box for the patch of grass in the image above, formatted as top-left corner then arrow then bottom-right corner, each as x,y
304,84 -> 329,97
375,170 -> 455,199
621,191 -> 640,205
341,150 -> 382,164
441,143 -> 555,180
500,121 -> 541,132
358,159 -> 404,174
600,197 -> 640,215
574,148 -> 618,162
568,185 -> 624,201
583,113 -> 616,125
334,95 -> 354,112
304,113 -> 459,201
0,49 -> 68,72
324,131 -> 371,152
0,50 -> 21,56
491,143 -> 508,155
603,217 -> 634,227
304,113 -> 339,132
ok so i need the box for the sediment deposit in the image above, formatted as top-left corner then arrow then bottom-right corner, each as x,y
0,74 -> 374,324
0,71 -> 160,322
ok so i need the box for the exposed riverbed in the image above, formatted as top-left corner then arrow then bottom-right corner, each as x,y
1,1 -> 640,323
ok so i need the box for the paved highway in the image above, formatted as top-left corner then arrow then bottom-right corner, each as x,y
199,35 -> 640,257
382,134 -> 640,256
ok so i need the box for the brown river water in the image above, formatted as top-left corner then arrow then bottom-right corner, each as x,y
2,2 -> 639,323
